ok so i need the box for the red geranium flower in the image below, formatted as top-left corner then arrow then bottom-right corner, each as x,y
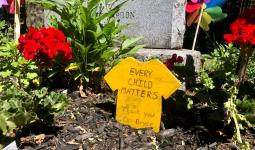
18,27 -> 72,68
223,34 -> 238,44
224,18 -> 255,46
230,18 -> 246,35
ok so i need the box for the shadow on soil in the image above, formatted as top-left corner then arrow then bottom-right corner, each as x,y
162,90 -> 234,145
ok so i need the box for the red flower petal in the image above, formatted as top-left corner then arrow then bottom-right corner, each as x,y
223,34 -> 238,44
18,27 -> 72,67
230,18 -> 246,34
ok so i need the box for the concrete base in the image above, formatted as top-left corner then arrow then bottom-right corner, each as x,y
134,49 -> 202,90
135,49 -> 201,72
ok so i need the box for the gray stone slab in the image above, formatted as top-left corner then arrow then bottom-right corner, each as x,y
42,0 -> 186,49
135,49 -> 201,90
135,49 -> 201,72
115,0 -> 186,49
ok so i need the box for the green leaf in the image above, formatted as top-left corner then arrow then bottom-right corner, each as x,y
0,70 -> 12,78
65,63 -> 82,71
34,87 -> 48,98
73,72 -> 82,81
95,1 -> 127,24
28,64 -> 38,70
88,0 -> 101,11
11,62 -> 19,67
20,79 -> 29,87
32,79 -> 40,86
74,40 -> 90,58
101,50 -> 116,60
0,51 -> 11,57
26,73 -> 38,80
125,44 -> 145,55
187,98 -> 194,110
121,37 -> 143,50
84,76 -> 89,82
47,70 -> 57,78
10,111 -> 34,127
0,115 -> 7,135
103,20 -> 116,36
6,121 -> 17,134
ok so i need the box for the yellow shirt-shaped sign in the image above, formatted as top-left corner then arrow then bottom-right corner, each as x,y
104,57 -> 181,132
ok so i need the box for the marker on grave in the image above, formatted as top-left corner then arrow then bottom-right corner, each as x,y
104,57 -> 181,132
3,141 -> 18,150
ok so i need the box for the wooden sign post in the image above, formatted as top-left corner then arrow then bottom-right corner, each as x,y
14,0 -> 21,41
104,57 -> 181,132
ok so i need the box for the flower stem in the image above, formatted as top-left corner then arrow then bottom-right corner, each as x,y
237,47 -> 253,88
231,112 -> 242,144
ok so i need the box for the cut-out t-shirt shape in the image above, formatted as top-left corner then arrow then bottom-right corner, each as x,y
104,57 -> 181,132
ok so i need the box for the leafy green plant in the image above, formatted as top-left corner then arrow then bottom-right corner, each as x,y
223,17 -> 255,86
202,44 -> 239,84
189,44 -> 254,149
187,44 -> 239,107
0,21 -> 39,91
30,0 -> 143,90
198,69 -> 215,91
235,96 -> 255,126
224,85 -> 251,149
0,21 -> 13,45
0,20 -> 70,140
0,86 -> 70,136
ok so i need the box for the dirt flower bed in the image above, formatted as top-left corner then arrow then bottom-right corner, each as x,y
16,91 -> 255,150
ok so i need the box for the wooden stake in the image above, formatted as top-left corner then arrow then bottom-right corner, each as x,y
14,0 -> 21,41
191,3 -> 203,51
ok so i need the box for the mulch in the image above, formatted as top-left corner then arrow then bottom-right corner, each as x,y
15,91 -> 255,150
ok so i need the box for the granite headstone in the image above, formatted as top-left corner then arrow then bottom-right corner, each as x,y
114,0 -> 186,49
42,0 -> 186,49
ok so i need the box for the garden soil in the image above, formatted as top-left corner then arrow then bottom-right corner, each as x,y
16,91 -> 255,150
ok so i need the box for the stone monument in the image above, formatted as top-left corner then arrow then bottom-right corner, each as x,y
42,0 -> 186,48
114,0 -> 186,49
27,0 -> 201,79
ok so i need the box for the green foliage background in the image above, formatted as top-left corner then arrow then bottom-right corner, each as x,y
0,21 -> 70,142
30,0 -> 144,90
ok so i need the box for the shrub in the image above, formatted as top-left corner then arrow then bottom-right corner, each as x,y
0,20 -> 39,90
189,44 -> 254,148
0,20 -> 70,138
0,87 -> 70,136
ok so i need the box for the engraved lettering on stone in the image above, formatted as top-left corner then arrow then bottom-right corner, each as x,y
115,11 -> 135,19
